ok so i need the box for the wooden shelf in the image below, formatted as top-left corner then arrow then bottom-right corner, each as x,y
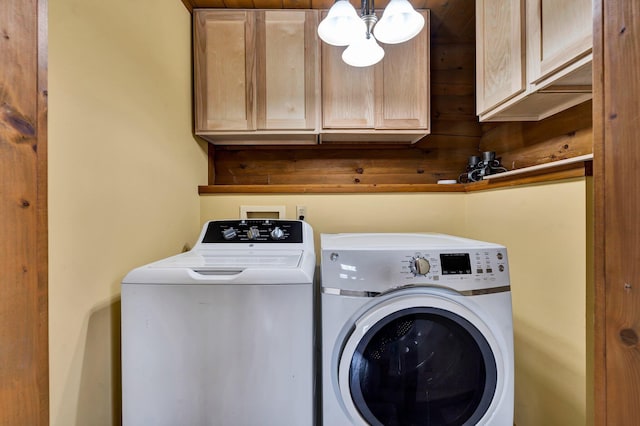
198,154 -> 592,194
481,154 -> 593,180
198,183 -> 467,194
464,153 -> 593,191
465,165 -> 588,191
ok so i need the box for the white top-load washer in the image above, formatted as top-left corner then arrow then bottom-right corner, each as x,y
321,233 -> 514,426
121,219 -> 315,426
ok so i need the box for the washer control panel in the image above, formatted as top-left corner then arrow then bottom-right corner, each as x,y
403,249 -> 508,281
201,220 -> 304,243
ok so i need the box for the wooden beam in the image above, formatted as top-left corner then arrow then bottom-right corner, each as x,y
0,0 -> 49,424
592,0 -> 605,422
594,0 -> 640,424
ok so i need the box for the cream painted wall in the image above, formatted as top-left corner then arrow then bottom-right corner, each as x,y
45,0 -> 588,423
464,179 -> 588,426
48,0 -> 207,424
201,178 -> 589,425
200,193 -> 467,257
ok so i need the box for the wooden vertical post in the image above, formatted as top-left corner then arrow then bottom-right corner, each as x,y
594,0 -> 640,424
0,0 -> 49,424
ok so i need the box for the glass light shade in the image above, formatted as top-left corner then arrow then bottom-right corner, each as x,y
342,33 -> 385,67
373,0 -> 425,44
318,0 -> 367,46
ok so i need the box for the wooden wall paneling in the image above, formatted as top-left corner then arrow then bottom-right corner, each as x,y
282,0 -> 313,8
592,0 -> 605,423
497,127 -> 592,170
223,0 -> 258,8
427,0 -> 475,43
0,0 -> 49,424
199,183 -> 467,193
212,145 -> 467,184
428,120 -> 481,138
479,101 -> 593,170
36,0 -> 49,420
207,145 -> 216,184
430,43 -> 476,92
594,0 -> 640,424
430,94 -> 477,121
520,100 -> 592,145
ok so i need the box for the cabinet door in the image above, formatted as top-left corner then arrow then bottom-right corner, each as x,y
321,43 -> 376,129
194,10 -> 255,132
375,10 -> 430,130
476,0 -> 525,114
321,10 -> 429,130
256,10 -> 319,131
531,0 -> 592,82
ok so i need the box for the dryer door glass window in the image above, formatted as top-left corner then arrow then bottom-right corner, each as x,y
348,307 -> 497,426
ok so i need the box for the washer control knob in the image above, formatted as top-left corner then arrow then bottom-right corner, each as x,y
222,227 -> 237,240
412,257 -> 431,275
270,227 -> 285,240
246,227 -> 261,240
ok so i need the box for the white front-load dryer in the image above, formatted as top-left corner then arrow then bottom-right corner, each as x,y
320,233 -> 514,426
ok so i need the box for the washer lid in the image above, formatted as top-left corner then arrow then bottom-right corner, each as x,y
122,249 -> 315,285
160,249 -> 304,269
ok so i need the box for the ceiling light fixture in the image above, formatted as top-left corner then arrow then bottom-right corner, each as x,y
318,0 -> 425,67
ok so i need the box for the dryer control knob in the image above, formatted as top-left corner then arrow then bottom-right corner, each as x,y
270,227 -> 285,240
412,257 -> 431,275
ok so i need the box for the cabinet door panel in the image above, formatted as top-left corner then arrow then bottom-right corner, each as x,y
257,11 -> 319,130
537,0 -> 592,80
376,10 -> 429,129
194,11 -> 255,131
321,43 -> 375,128
476,0 -> 525,114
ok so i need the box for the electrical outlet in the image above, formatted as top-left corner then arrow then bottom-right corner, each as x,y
296,205 -> 308,220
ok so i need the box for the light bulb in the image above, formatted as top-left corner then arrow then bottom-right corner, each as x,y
342,33 -> 385,67
318,0 -> 367,46
373,0 -> 425,44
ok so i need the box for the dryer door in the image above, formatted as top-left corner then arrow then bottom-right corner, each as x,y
337,294 -> 505,426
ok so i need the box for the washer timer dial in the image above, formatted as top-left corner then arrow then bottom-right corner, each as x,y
410,256 -> 431,276
270,227 -> 285,240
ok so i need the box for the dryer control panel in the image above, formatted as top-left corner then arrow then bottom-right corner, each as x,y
403,249 -> 507,281
321,233 -> 509,293
201,220 -> 304,243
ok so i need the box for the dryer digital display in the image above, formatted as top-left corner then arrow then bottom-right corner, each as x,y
440,253 -> 472,274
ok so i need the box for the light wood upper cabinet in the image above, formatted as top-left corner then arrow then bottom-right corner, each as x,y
321,10 -> 430,143
194,10 -> 320,144
322,47 -> 376,129
475,0 -> 524,115
194,10 -> 253,132
533,0 -> 592,82
476,0 -> 592,121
